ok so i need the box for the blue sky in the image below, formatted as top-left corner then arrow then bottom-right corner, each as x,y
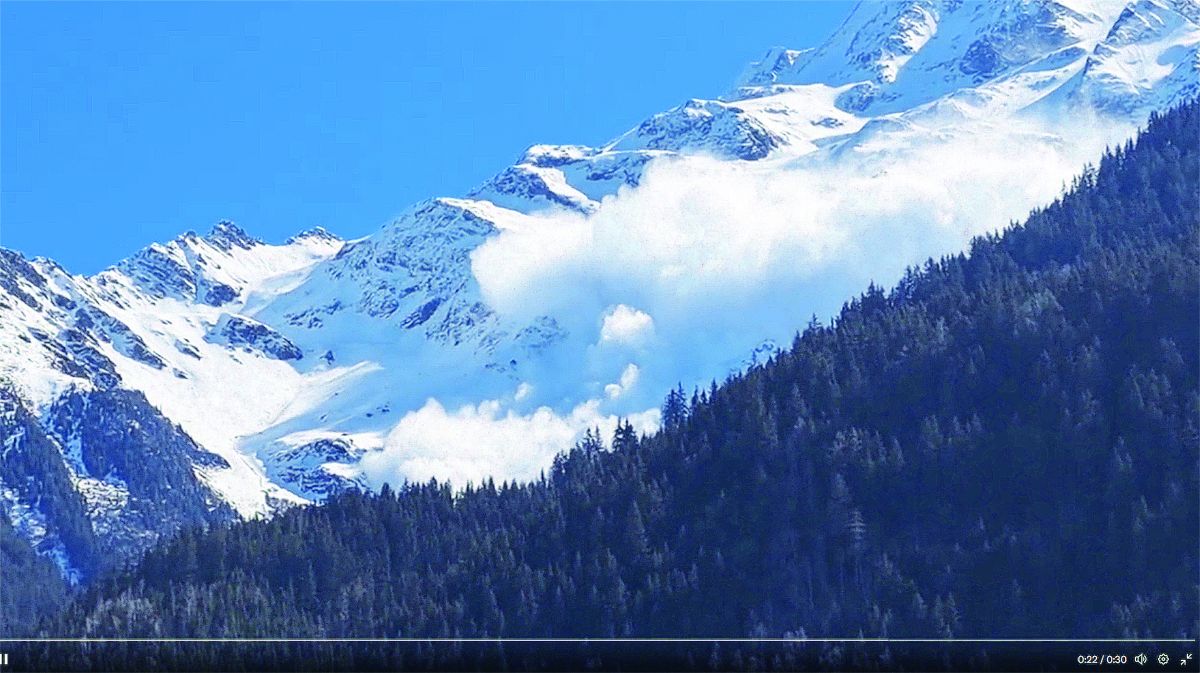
1,1 -> 848,274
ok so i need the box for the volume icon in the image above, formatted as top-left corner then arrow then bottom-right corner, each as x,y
1136,653 -> 1148,666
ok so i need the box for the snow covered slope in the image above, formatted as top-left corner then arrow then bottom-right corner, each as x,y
1,226 -> 344,520
2,0 -> 1196,576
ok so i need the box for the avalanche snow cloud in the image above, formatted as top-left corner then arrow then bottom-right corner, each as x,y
472,117 -> 1131,327
361,398 -> 660,489
358,114 -> 1132,489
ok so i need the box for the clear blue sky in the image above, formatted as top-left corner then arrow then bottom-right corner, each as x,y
2,1 -> 848,274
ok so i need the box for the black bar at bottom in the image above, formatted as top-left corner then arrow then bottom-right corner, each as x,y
1,639 -> 1196,672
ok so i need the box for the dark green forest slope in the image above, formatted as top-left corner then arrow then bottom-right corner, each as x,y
32,101 -> 1200,664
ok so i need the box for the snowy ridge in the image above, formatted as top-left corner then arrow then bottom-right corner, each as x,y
1,223 -> 344,521
1065,0 -> 1200,114
1,0 -> 1197,575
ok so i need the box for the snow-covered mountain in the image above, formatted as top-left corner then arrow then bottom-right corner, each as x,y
2,0 -> 1197,578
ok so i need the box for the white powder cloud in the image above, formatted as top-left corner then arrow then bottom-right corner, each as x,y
364,112 -> 1133,491
600,305 -> 655,345
470,114 -> 1132,406
475,120 -> 1129,325
604,363 -> 641,400
359,395 -> 659,489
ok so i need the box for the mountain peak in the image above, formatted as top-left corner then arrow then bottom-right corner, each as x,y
287,226 -> 343,245
729,0 -> 1128,114
206,220 -> 260,251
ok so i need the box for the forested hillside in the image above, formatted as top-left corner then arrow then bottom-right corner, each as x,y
0,516 -> 70,636
22,100 -> 1199,669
